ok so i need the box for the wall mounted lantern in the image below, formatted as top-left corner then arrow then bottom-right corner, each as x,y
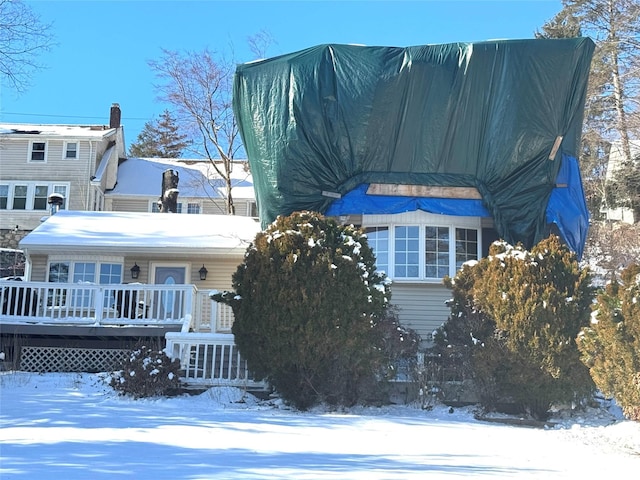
199,264 -> 208,281
130,263 -> 140,279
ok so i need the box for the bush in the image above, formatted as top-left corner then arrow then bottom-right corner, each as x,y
214,211 -> 392,410
433,235 -> 595,420
110,345 -> 182,398
578,264 -> 640,421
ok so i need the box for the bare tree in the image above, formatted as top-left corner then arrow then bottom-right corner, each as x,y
149,48 -> 240,215
148,32 -> 273,215
0,0 -> 54,93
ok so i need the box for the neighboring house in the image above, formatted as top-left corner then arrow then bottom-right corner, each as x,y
601,140 -> 639,224
233,39 -> 595,342
0,104 -> 126,246
105,157 -> 256,217
0,210 -> 263,387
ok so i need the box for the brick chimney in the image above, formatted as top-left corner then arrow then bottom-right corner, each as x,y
109,103 -> 121,129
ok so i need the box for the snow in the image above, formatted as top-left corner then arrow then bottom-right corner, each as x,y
1,372 -> 638,479
18,210 -> 262,254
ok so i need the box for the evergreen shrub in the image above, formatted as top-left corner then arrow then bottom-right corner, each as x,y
214,211 -> 393,410
110,345 -> 182,398
433,235 -> 595,420
578,264 -> 640,421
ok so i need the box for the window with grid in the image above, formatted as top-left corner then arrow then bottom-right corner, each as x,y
365,226 -> 389,275
151,201 -> 183,213
30,142 -> 46,161
186,203 -> 200,214
72,262 -> 96,307
425,226 -> 450,278
394,226 -> 420,278
455,228 -> 478,269
48,262 -> 69,306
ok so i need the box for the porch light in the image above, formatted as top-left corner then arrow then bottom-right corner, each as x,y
199,264 -> 208,281
130,263 -> 140,279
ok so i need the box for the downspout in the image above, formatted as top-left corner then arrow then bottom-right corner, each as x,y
86,140 -> 94,210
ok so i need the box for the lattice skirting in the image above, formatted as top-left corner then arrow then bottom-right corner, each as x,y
20,346 -> 128,373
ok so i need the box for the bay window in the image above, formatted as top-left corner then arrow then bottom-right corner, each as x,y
365,217 -> 481,281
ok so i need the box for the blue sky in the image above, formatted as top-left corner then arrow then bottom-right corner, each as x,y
1,0 -> 563,150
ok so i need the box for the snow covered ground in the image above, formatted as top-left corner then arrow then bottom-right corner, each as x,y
0,372 -> 638,479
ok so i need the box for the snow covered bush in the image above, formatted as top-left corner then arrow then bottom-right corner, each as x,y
578,264 -> 640,421
213,211 -> 392,410
433,235 -> 595,420
110,345 -> 182,398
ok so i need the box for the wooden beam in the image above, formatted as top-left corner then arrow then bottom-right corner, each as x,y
367,183 -> 482,199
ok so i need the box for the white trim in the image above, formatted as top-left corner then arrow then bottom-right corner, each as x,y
150,262 -> 191,285
363,211 -> 482,282
63,140 -> 79,160
0,181 -> 70,211
28,140 -> 48,162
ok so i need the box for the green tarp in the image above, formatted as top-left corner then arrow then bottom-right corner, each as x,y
233,38 -> 594,249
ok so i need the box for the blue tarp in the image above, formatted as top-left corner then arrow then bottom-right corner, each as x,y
326,153 -> 588,258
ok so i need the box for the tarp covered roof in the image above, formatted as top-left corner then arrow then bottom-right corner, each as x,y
233,38 -> 595,254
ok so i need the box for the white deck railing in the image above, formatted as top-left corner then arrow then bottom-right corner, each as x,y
165,332 -> 267,389
0,281 -> 195,328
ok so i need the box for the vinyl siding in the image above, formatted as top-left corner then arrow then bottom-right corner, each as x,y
1,135 -> 114,230
389,282 -> 452,343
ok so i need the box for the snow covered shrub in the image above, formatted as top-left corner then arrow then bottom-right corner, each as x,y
578,264 -> 640,421
434,235 -> 595,420
110,345 -> 181,398
213,211 -> 392,410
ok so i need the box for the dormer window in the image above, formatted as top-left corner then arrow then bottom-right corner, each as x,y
64,141 -> 78,159
30,141 -> 47,162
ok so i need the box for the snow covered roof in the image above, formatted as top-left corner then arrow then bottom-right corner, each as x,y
108,157 -> 255,199
19,210 -> 261,255
0,123 -> 117,139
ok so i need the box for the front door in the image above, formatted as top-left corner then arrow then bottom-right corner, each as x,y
152,264 -> 187,319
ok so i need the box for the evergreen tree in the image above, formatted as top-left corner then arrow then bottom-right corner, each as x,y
128,110 -> 189,158
435,236 -> 595,420
578,264 -> 640,420
213,211 -> 393,410
537,1 -> 640,220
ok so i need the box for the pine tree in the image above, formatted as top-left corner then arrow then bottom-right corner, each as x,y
435,236 -> 595,420
578,264 -> 640,420
537,1 -> 640,220
128,110 -> 189,158
213,211 -> 392,409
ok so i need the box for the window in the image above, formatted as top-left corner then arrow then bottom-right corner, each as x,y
64,141 -> 78,159
186,203 -> 201,214
49,261 -> 122,285
425,226 -> 450,278
0,182 -> 69,210
30,141 -> 46,162
48,262 -> 70,283
394,226 -> 420,278
33,185 -> 49,210
455,228 -> 478,269
100,263 -> 122,284
72,262 -> 96,307
365,218 -> 480,281
0,185 -> 8,209
12,185 -> 27,210
151,201 -> 183,213
365,227 -> 389,275
53,185 -> 68,209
